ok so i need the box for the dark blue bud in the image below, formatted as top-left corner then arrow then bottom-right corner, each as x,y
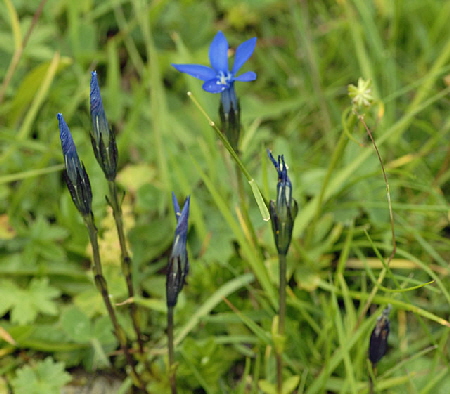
57,113 -> 92,216
166,193 -> 191,308
268,150 -> 298,255
89,71 -> 118,180
369,305 -> 391,365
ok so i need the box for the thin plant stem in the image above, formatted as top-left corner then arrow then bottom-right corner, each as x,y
355,114 -> 396,325
235,162 -> 259,250
167,306 -> 177,394
306,110 -> 350,247
278,253 -> 287,336
368,363 -> 377,394
83,213 -> 146,391
277,252 -> 287,394
107,181 -> 146,357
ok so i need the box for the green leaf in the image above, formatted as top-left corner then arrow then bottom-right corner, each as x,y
11,357 -> 71,394
61,307 -> 91,343
91,316 -> 116,346
259,380 -> 277,394
0,278 -> 60,325
283,376 -> 300,394
259,376 -> 300,394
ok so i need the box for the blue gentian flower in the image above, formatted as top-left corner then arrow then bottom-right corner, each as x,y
57,113 -> 93,216
166,193 -> 191,308
172,31 -> 257,114
90,71 -> 118,180
268,150 -> 298,255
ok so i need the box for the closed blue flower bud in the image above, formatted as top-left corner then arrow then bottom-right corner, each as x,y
90,71 -> 118,180
268,151 -> 298,255
57,113 -> 93,216
166,193 -> 191,308
369,305 -> 391,365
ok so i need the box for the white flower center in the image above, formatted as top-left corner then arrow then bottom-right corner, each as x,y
218,71 -> 232,85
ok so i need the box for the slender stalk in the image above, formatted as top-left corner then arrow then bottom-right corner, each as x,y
276,252 -> 287,394
235,162 -> 259,249
355,114 -> 397,326
83,213 -> 146,391
278,253 -> 287,338
107,181 -> 146,356
368,364 -> 377,394
167,306 -> 177,394
305,115 -> 349,247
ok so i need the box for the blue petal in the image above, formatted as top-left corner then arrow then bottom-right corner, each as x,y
234,71 -> 257,82
90,71 -> 110,139
89,71 -> 103,114
171,64 -> 216,81
171,191 -> 181,221
232,37 -> 257,74
175,196 -> 190,237
57,113 -> 76,157
268,150 -> 280,174
202,78 -> 227,93
209,31 -> 229,72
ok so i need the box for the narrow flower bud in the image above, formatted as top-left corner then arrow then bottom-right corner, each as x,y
369,305 -> 391,365
57,113 -> 93,216
166,193 -> 191,308
89,71 -> 118,180
268,150 -> 298,255
219,85 -> 241,151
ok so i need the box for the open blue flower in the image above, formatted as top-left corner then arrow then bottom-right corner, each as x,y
172,31 -> 257,113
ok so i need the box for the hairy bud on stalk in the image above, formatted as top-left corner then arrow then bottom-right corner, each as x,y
166,193 -> 191,308
369,305 -> 391,365
89,71 -> 118,180
57,113 -> 93,216
268,151 -> 298,255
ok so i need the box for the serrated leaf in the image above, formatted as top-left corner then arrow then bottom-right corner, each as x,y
11,357 -> 71,394
0,278 -> 60,325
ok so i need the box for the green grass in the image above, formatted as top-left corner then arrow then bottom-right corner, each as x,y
1,0 -> 450,393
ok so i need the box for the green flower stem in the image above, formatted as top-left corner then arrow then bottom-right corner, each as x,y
107,180 -> 145,357
167,306 -> 177,394
83,213 -> 146,391
278,253 -> 287,337
235,162 -> 260,249
277,252 -> 287,394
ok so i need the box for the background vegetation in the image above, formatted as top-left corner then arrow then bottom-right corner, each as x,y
1,0 -> 450,393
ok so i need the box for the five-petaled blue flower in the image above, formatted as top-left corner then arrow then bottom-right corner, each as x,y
172,31 -> 257,114
166,192 -> 191,308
